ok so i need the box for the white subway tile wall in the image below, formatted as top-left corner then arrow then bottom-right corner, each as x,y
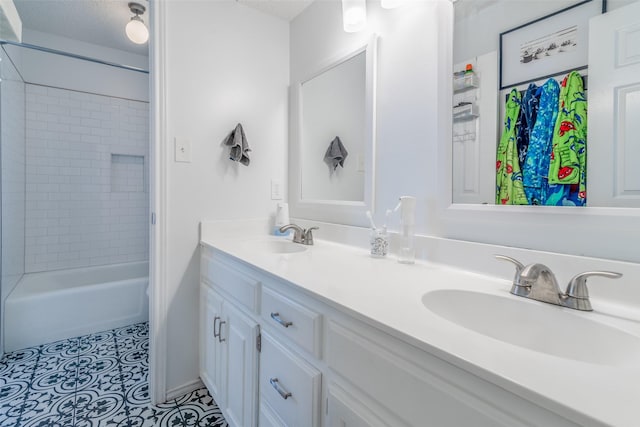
0,64 -> 26,294
111,154 -> 145,193
25,85 -> 149,273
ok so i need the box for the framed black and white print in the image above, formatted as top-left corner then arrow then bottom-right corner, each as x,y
499,0 -> 606,89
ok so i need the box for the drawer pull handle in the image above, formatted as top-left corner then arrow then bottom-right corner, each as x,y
218,321 -> 226,343
213,316 -> 220,338
269,377 -> 292,400
270,312 -> 293,328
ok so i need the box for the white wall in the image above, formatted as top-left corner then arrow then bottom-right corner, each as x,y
291,0 -> 444,233
1,46 -> 26,354
160,0 -> 289,393
24,85 -> 149,272
7,30 -> 149,102
453,0 -> 637,64
453,0 -> 582,64
0,0 -> 22,42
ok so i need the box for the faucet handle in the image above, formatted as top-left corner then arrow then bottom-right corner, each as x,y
566,271 -> 623,299
303,227 -> 319,245
495,255 -> 528,296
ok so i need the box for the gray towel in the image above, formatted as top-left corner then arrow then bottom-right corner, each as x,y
324,136 -> 348,170
224,123 -> 251,166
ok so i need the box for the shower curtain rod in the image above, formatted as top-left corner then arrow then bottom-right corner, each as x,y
0,39 -> 149,74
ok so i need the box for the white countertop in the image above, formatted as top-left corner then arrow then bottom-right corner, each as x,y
200,221 -> 640,427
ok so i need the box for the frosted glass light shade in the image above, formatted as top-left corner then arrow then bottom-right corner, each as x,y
342,0 -> 367,33
126,16 -> 149,44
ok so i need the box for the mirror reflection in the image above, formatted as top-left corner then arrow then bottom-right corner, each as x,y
300,50 -> 366,202
452,0 -> 635,207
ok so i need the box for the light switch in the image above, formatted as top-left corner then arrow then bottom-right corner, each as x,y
175,138 -> 191,163
357,154 -> 365,172
271,179 -> 283,200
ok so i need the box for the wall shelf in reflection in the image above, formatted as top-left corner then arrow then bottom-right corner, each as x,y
453,73 -> 479,92
453,104 -> 479,122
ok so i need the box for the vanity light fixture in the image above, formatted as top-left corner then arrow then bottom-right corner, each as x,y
125,2 -> 149,45
342,0 -> 367,32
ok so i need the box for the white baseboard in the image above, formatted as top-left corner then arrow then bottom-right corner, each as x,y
165,378 -> 205,401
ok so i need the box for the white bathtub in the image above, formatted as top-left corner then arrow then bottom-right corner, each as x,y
4,261 -> 149,352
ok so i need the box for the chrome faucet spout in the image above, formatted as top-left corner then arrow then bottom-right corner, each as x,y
279,224 -> 304,244
519,263 -> 563,305
278,223 -> 318,245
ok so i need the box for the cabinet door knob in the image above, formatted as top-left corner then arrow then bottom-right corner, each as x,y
218,321 -> 226,343
270,312 -> 293,328
269,377 -> 292,400
213,316 -> 220,338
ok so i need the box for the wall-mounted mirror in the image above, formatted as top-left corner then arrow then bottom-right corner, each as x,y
290,37 -> 377,224
452,0 -> 640,208
300,50 -> 366,202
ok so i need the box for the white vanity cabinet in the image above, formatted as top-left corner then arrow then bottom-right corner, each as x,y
200,249 -> 260,427
200,244 -> 586,427
199,284 -> 225,401
259,331 -> 322,427
326,381 -> 402,427
257,281 -> 324,427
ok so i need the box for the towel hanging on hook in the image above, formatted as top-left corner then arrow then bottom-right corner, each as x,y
223,123 -> 251,166
324,136 -> 348,170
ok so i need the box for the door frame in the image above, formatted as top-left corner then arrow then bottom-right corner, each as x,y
149,0 -> 168,404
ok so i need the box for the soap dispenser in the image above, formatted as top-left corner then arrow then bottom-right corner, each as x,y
396,196 -> 416,264
273,202 -> 290,236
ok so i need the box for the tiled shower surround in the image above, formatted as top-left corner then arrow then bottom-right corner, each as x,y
0,49 -> 26,296
25,85 -> 149,273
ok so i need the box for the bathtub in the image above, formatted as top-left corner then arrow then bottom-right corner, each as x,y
4,261 -> 149,352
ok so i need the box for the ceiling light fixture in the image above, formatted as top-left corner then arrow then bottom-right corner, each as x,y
341,0 -> 367,33
126,2 -> 149,45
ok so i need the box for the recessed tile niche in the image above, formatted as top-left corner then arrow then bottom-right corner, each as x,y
111,154 -> 145,193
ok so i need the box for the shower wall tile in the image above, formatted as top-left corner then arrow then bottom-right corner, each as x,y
0,52 -> 26,298
25,85 -> 149,273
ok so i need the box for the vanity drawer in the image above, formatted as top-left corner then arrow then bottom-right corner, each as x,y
261,286 -> 322,358
260,331 -> 321,427
201,254 -> 260,313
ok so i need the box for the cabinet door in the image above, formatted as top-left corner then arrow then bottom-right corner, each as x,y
221,301 -> 259,427
200,284 -> 225,404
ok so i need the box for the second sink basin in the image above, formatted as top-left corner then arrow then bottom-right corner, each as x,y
422,289 -> 640,366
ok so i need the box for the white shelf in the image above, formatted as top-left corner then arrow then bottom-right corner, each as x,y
453,73 -> 479,92
453,104 -> 479,122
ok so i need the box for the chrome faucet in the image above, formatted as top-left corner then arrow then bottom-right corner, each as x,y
279,224 -> 319,245
519,263 -> 563,306
495,255 -> 622,311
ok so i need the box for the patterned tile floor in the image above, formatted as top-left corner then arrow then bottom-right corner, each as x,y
0,322 -> 228,427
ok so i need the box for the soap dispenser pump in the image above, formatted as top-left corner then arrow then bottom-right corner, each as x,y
395,196 -> 416,264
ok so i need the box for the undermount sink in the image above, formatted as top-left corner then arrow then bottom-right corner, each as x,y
251,239 -> 307,254
422,289 -> 640,366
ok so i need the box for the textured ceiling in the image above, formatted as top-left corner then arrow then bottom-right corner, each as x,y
13,0 -> 314,58
14,0 -> 149,56
238,0 -> 314,21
